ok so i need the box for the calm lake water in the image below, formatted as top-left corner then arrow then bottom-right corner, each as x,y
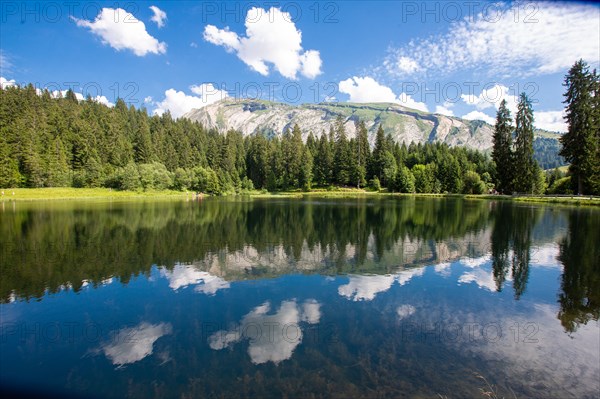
0,197 -> 598,398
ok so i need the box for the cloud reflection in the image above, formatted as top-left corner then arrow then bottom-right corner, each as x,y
209,299 -> 321,364
338,267 -> 425,301
101,322 -> 172,367
160,263 -> 230,295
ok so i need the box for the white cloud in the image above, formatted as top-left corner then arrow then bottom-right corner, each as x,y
159,264 -> 230,295
209,299 -> 321,364
101,322 -> 172,366
143,96 -> 153,104
461,110 -> 495,125
396,304 -> 416,320
338,76 -> 428,112
535,110 -> 567,133
0,76 -> 16,89
149,5 -> 167,28
154,83 -> 229,118
50,89 -> 114,107
435,105 -> 454,117
461,84 -> 518,114
385,3 -> 600,77
74,8 -> 166,56
395,56 -> 420,74
203,7 -> 322,79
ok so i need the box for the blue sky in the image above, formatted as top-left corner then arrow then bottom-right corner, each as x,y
1,1 -> 599,132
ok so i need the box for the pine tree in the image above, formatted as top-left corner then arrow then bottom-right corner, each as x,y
370,125 -> 387,181
492,99 -> 514,193
350,120 -> 370,188
314,133 -> 333,186
513,93 -> 536,193
560,60 -> 599,195
333,116 -> 351,185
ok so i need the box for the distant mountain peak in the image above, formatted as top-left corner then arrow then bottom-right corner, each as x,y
183,99 -> 560,152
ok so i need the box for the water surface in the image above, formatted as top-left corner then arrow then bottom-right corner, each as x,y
1,197 -> 598,398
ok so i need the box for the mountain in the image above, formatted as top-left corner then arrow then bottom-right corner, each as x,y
183,99 -> 564,165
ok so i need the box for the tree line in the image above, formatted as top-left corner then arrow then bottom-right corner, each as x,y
0,84 -> 496,194
492,59 -> 599,195
1,62 -> 594,194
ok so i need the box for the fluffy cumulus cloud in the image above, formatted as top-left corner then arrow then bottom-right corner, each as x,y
209,299 -> 321,364
338,76 -> 428,112
153,83 -> 229,118
203,7 -> 322,79
0,76 -> 16,89
461,110 -> 495,125
385,3 -> 600,77
435,103 -> 454,117
535,110 -> 567,133
74,8 -> 166,56
149,5 -> 167,28
460,84 -> 567,131
100,322 -> 172,366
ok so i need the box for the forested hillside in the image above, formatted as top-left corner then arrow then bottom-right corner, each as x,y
0,84 -> 553,194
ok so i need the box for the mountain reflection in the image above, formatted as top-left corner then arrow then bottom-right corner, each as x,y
1,197 -> 599,334
209,299 -> 321,364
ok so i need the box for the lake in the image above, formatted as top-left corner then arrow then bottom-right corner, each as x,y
0,197 -> 598,398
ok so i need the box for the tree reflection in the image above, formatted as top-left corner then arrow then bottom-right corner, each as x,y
557,209 -> 600,333
1,197 -> 491,302
490,203 -> 541,299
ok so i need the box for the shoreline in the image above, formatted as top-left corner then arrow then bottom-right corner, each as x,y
1,187 -> 599,207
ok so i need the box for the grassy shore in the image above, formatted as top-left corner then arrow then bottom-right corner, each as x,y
0,187 -> 186,201
2,187 -> 599,207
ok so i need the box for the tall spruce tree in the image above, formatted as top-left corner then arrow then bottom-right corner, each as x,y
514,93 -> 536,193
492,99 -> 514,193
351,120 -> 370,188
559,60 -> 599,194
333,116 -> 351,185
370,125 -> 387,181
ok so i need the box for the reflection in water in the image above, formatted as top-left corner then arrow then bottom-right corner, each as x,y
1,198 -> 599,398
159,263 -> 230,295
489,203 -> 541,299
0,197 -> 492,302
209,299 -> 321,364
338,267 -> 425,301
100,322 -> 172,367
396,304 -> 416,319
558,209 -> 600,333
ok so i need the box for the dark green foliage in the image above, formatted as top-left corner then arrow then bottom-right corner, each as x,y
559,60 -> 600,195
513,93 -> 536,193
492,99 -> 514,193
462,171 -> 486,194
393,165 -> 415,193
1,85 -> 503,194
